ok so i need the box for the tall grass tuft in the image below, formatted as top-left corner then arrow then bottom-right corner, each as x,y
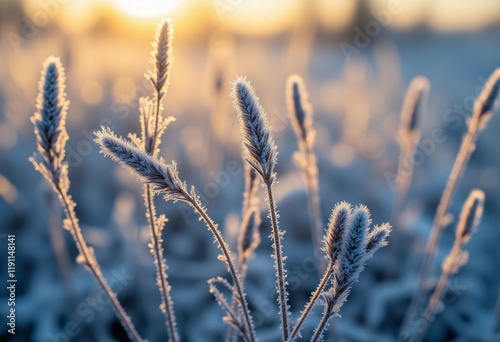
388,76 -> 429,278
287,203 -> 390,341
96,130 -> 257,342
127,18 -> 179,341
402,69 -> 500,336
308,205 -> 391,342
232,77 -> 277,183
30,57 -> 145,342
288,202 -> 350,341
232,77 -> 291,340
146,18 -> 173,156
286,74 -> 324,266
413,189 -> 485,342
31,57 -> 69,186
392,76 -> 430,222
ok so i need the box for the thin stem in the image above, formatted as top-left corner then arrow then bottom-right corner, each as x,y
47,192 -> 78,306
226,171 -> 259,342
388,139 -> 417,278
226,255 -> 249,342
142,76 -> 178,340
402,122 -> 478,334
188,197 -> 256,342
145,184 -> 178,342
288,263 -> 334,341
149,90 -> 162,155
265,181 -> 290,340
413,244 -> 461,342
392,139 -> 416,222
57,187 -> 144,342
303,152 -> 324,269
311,301 -> 334,342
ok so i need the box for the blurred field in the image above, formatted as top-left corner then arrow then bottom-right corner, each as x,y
1,0 -> 500,341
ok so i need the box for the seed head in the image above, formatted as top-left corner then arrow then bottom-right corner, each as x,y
232,77 -> 277,183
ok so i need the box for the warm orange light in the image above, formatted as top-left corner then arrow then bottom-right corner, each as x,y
112,0 -> 181,18
221,0 -> 300,36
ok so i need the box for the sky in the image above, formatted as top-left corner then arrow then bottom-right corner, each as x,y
16,0 -> 500,36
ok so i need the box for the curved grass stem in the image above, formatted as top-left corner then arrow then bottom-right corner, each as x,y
288,263 -> 334,341
311,301 -> 334,342
57,187 -> 145,342
265,181 -> 290,340
144,185 -> 178,342
412,244 -> 460,342
187,196 -> 256,342
303,153 -> 324,270
401,123 -> 478,335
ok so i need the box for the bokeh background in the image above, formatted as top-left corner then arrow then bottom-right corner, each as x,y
1,0 -> 500,341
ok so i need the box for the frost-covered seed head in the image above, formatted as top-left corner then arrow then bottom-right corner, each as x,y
96,129 -> 187,202
232,77 -> 277,183
148,18 -> 173,96
474,69 -> 500,119
400,76 -> 429,134
31,56 -> 69,183
456,189 -> 485,243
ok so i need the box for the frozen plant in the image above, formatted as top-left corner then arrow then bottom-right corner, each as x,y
392,76 -> 430,222
286,75 -> 324,266
30,57 -> 145,342
413,189 -> 485,342
128,19 -> 178,342
33,18 -> 393,342
309,205 -> 391,342
402,69 -> 500,336
96,130 -> 257,342
232,77 -> 291,340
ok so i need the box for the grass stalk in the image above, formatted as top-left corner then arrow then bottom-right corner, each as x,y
412,189 -> 484,342
288,202 -> 352,341
226,165 -> 260,342
31,56 -> 144,342
232,77 -> 291,340
401,70 -> 499,336
309,205 -> 391,341
126,18 -> 179,341
59,187 -> 145,342
265,181 -> 291,340
392,76 -> 429,222
144,184 -> 178,342
187,196 -> 257,342
288,263 -> 334,341
286,75 -> 323,265
97,132 -> 257,342
311,301 -> 334,342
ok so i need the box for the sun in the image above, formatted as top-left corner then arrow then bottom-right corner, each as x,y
113,0 -> 181,18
